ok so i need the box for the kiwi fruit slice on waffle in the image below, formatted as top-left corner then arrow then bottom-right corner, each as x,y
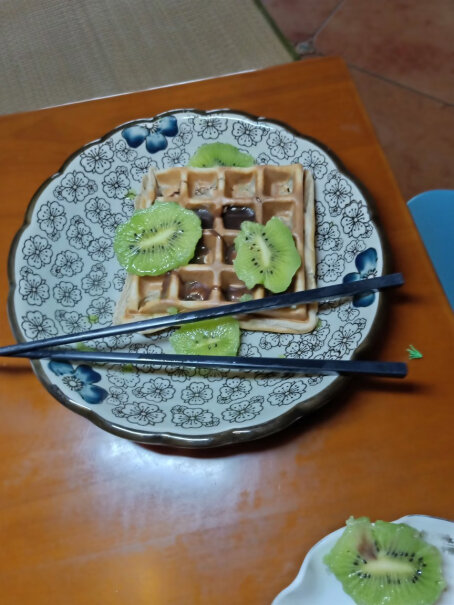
170,317 -> 240,356
114,202 -> 202,276
233,217 -> 301,293
324,517 -> 446,605
188,143 -> 254,168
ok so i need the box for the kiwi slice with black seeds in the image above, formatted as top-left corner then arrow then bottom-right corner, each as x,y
188,143 -> 254,168
114,202 -> 202,276
170,317 -> 240,356
324,517 -> 446,605
233,217 -> 301,293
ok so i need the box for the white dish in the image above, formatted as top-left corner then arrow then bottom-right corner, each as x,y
273,515 -> 454,605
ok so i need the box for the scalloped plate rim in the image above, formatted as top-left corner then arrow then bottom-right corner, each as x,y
7,108 -> 390,448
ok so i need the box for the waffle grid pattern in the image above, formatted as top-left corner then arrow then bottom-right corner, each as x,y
114,165 -> 317,333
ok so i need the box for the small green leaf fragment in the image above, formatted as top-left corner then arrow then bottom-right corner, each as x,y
166,306 -> 179,315
125,190 -> 136,199
406,344 -> 423,360
87,314 -> 99,324
75,342 -> 97,352
239,294 -> 253,302
121,363 -> 135,372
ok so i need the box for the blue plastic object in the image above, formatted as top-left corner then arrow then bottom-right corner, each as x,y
408,190 -> 454,309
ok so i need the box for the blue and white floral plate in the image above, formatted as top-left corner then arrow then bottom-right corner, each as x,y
273,515 -> 454,604
8,110 -> 387,447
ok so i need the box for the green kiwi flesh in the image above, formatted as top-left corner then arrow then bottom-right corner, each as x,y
233,217 -> 301,293
188,143 -> 254,167
170,317 -> 240,356
324,517 -> 446,605
114,202 -> 202,276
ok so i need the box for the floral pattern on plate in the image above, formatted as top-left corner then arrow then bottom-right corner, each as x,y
8,110 -> 385,446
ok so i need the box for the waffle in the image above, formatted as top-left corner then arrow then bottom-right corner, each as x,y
113,164 -> 317,334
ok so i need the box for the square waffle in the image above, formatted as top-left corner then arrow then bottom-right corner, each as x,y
113,164 -> 317,334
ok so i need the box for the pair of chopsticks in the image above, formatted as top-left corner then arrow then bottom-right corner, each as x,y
3,273 -> 407,377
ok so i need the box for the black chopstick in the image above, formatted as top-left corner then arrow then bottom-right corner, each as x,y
2,273 -> 403,357
23,349 -> 408,378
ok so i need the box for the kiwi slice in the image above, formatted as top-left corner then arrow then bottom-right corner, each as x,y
324,517 -> 446,605
188,143 -> 254,168
233,217 -> 301,293
114,202 -> 202,276
170,317 -> 240,356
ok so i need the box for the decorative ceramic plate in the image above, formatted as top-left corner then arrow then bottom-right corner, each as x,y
272,515 -> 454,605
8,110 -> 387,447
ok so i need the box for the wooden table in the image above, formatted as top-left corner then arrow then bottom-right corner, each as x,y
0,58 -> 453,605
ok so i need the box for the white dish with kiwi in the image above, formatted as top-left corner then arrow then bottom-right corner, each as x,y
8,110 -> 387,447
273,515 -> 453,605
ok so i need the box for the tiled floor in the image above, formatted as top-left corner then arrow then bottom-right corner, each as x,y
260,0 -> 342,44
261,0 -> 454,201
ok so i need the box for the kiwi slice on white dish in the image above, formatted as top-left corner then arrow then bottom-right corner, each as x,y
188,143 -> 254,168
170,317 -> 240,356
233,217 -> 301,293
114,202 -> 202,276
324,517 -> 446,605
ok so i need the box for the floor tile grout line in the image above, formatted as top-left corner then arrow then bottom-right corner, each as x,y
293,0 -> 345,55
295,46 -> 453,107
289,0 -> 453,107
312,0 -> 346,41
348,64 -> 454,107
